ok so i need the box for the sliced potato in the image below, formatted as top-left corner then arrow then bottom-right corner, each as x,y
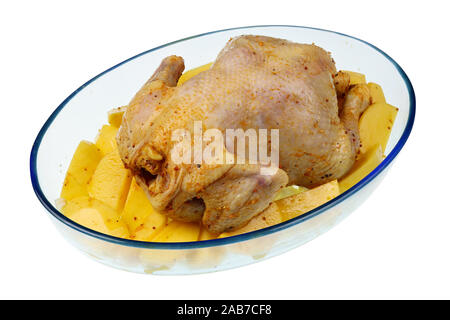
88,149 -> 132,211
189,229 -> 224,269
133,215 -> 168,241
139,222 -> 200,272
61,173 -> 89,201
177,62 -> 213,85
198,227 -> 219,241
95,125 -> 119,156
368,82 -> 386,104
62,196 -> 129,238
60,141 -> 102,201
343,70 -> 366,85
122,178 -> 166,239
107,106 -> 126,127
359,102 -> 398,154
219,202 -> 282,238
339,145 -> 383,192
277,180 -> 340,222
152,221 -> 201,242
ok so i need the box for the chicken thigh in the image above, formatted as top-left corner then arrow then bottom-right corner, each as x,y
117,35 -> 370,233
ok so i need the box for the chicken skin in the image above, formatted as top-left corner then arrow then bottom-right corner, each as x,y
117,35 -> 370,234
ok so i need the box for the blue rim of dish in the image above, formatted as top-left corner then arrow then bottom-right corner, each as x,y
30,25 -> 415,250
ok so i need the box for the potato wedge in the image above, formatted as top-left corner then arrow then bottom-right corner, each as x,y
95,125 -> 119,156
277,180 -> 340,222
177,62 -> 212,85
107,106 -> 126,127
139,221 -> 201,272
219,202 -> 282,238
339,145 -> 383,192
343,70 -> 366,85
368,82 -> 386,104
359,102 -> 398,154
62,196 -> 129,238
198,227 -> 219,241
60,141 -> 102,201
133,217 -> 168,241
88,149 -> 132,211
61,173 -> 89,201
122,178 -> 166,239
152,221 -> 200,242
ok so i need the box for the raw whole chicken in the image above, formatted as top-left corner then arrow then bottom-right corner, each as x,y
117,35 -> 370,234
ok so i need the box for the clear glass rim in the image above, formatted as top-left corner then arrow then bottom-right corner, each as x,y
30,25 -> 416,250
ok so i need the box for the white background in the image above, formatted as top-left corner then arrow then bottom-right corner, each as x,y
1,0 -> 449,299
